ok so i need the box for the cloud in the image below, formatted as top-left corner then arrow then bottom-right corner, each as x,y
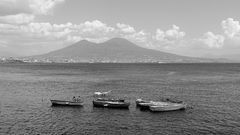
115,23 -> 149,44
0,13 -> 35,24
19,20 -> 114,42
155,25 -> 186,44
199,32 -> 225,48
193,18 -> 240,50
221,18 -> 240,38
129,31 -> 148,42
0,0 -> 65,26
0,0 -> 65,16
116,23 -> 136,34
77,20 -> 115,38
166,25 -> 186,40
29,0 -> 65,15
0,20 -> 116,47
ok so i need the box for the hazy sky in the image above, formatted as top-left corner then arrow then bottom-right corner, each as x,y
0,0 -> 240,59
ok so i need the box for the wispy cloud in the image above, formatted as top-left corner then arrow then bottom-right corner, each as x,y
29,0 -> 65,15
0,0 -> 65,16
0,13 -> 35,24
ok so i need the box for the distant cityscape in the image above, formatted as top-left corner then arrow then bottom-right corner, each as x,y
1,56 -> 226,64
0,57 -> 52,63
0,57 -> 170,63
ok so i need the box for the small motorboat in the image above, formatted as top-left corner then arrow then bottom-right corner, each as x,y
149,103 -> 187,112
136,98 -> 187,112
50,100 -> 83,106
93,98 -> 130,109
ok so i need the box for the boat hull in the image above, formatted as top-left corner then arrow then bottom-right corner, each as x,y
150,104 -> 186,112
51,100 -> 83,106
96,98 -> 125,102
93,100 -> 130,109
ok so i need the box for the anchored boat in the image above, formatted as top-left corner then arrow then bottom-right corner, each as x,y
93,98 -> 130,109
136,98 -> 187,112
50,100 -> 83,106
149,103 -> 186,112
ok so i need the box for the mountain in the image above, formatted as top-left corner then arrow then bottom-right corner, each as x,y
33,38 -> 227,63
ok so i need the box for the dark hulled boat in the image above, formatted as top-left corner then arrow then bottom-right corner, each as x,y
93,98 -> 130,109
50,100 -> 83,106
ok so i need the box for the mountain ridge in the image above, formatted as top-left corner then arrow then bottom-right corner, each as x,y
32,38 -> 228,63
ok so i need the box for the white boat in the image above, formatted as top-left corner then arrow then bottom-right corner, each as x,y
136,98 -> 187,111
149,103 -> 187,112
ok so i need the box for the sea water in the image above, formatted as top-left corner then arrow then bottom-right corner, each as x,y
0,63 -> 240,134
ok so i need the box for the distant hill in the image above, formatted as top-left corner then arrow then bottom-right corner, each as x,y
33,38 -> 228,63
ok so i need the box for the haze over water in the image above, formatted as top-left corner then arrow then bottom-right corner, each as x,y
0,63 -> 240,134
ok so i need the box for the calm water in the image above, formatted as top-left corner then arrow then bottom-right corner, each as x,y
0,63 -> 240,135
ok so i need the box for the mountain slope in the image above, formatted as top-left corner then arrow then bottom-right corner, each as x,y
35,38 -> 223,63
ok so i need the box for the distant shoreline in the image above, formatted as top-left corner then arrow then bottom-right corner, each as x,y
0,61 -> 238,64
